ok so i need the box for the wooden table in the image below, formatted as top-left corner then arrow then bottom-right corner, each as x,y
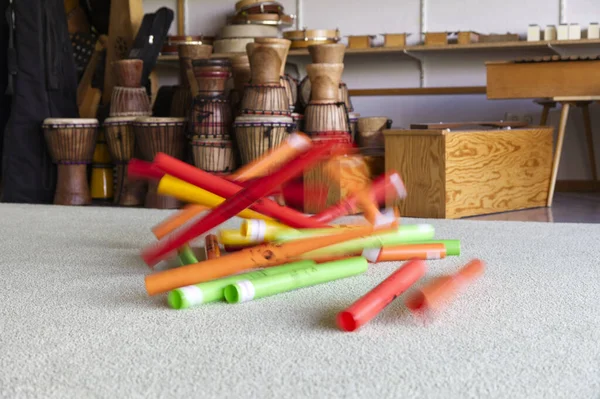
486,58 -> 600,206
534,96 -> 600,206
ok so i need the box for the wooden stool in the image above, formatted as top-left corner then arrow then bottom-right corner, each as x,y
534,96 -> 599,206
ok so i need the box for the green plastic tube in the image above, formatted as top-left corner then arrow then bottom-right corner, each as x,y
177,245 -> 198,266
168,259 -> 316,309
298,224 -> 436,259
223,257 -> 369,304
404,240 -> 461,256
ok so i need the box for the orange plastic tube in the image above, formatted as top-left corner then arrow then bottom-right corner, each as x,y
337,259 -> 426,332
363,243 -> 447,263
229,132 -> 312,181
204,234 -> 221,260
152,204 -> 209,240
405,259 -> 485,313
145,223 -> 390,296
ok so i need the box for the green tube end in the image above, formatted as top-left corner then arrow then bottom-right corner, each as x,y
224,284 -> 241,304
168,290 -> 186,309
442,240 -> 461,256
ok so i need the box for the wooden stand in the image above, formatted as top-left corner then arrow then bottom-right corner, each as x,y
534,97 -> 599,205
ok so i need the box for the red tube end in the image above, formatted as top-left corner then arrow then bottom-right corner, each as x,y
128,159 -> 165,181
337,311 -> 358,332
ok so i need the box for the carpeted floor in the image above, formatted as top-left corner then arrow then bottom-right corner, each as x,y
1,203 -> 599,398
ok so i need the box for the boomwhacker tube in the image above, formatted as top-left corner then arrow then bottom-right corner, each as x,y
144,223 -> 390,295
204,234 -> 221,260
153,153 -> 329,229
363,243 -> 447,262
337,259 -> 427,332
224,257 -> 368,304
177,245 -> 198,266
142,142 -> 340,267
168,260 -> 316,309
297,224 -> 436,260
229,132 -> 312,181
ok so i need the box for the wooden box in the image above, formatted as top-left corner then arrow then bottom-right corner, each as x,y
486,59 -> 600,99
457,31 -> 479,44
347,35 -> 374,49
383,126 -> 554,218
383,33 -> 407,48
424,32 -> 448,46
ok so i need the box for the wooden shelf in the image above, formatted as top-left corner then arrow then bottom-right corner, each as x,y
156,38 -> 600,63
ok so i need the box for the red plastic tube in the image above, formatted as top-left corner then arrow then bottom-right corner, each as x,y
337,259 -> 426,332
153,153 -> 329,229
312,171 -> 407,224
127,159 -> 165,181
142,142 -> 340,267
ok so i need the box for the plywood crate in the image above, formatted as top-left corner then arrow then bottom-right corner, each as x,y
383,126 -> 554,218
347,35 -> 375,49
424,32 -> 449,46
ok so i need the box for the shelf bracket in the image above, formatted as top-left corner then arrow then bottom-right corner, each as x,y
547,43 -> 567,57
404,50 -> 426,88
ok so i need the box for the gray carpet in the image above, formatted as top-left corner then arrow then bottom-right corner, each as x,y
1,203 -> 599,398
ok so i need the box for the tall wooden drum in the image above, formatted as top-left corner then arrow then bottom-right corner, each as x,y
104,116 -> 147,206
42,118 -> 99,205
133,117 -> 188,209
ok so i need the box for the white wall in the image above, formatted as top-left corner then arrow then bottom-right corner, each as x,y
144,0 -> 600,181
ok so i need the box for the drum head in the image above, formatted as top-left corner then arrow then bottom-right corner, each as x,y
42,118 -> 99,127
234,114 -> 293,125
104,116 -> 138,125
134,117 -> 187,125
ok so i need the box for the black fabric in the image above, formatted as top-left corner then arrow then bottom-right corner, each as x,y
128,7 -> 173,89
0,0 -> 11,186
1,0 -> 79,203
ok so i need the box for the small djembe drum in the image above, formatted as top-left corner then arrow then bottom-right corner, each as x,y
190,97 -> 233,138
308,43 -> 353,113
190,137 -> 237,174
42,118 -> 99,205
171,43 -> 213,117
133,117 -> 188,209
254,38 -> 295,112
192,58 -> 232,98
104,116 -> 147,206
304,63 -> 351,138
241,41 -> 290,115
110,59 -> 152,118
234,114 -> 294,165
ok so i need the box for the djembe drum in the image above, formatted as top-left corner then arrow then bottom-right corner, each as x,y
171,43 -> 213,117
104,116 -> 147,206
254,38 -> 295,112
42,118 -> 99,205
133,117 -> 188,209
241,41 -> 290,115
193,58 -> 232,98
304,63 -> 350,138
191,97 -> 233,138
234,114 -> 294,164
110,59 -> 151,117
190,138 -> 236,174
